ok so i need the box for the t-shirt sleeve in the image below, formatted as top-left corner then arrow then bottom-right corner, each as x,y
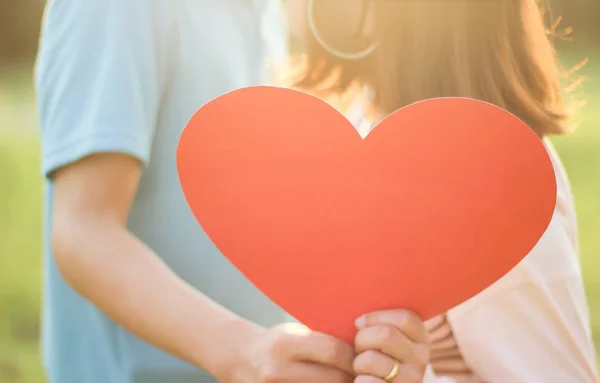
35,0 -> 173,177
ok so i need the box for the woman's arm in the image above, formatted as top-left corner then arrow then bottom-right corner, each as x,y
445,276 -> 597,382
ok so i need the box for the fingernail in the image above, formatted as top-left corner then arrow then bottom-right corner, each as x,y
415,344 -> 429,364
355,315 -> 367,329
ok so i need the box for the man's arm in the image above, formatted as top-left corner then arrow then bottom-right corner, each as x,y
51,153 -> 260,378
35,0 -> 259,379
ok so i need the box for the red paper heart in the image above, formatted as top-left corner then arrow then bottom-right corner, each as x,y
177,86 -> 556,343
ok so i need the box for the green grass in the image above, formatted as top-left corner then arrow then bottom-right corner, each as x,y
0,54 -> 598,382
0,132 -> 44,383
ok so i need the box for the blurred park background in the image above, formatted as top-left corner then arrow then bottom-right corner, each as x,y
0,0 -> 599,382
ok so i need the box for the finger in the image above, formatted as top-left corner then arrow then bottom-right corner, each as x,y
274,331 -> 355,374
356,310 -> 428,344
354,376 -> 386,383
355,324 -> 429,366
354,372 -> 422,383
427,320 -> 454,348
424,315 -> 445,330
430,334 -> 457,351
260,361 -> 353,383
430,356 -> 472,376
430,347 -> 463,358
353,350 -> 423,383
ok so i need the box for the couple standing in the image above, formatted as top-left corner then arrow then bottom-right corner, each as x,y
35,0 -> 597,383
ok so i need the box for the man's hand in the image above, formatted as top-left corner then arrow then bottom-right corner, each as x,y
226,323 -> 355,383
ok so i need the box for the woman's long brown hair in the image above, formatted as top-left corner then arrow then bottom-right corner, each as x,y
291,0 -> 583,136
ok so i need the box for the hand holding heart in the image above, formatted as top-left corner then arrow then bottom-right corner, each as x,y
354,310 -> 429,383
223,310 -> 428,383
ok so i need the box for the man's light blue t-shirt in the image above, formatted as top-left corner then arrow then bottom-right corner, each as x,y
35,0 -> 293,382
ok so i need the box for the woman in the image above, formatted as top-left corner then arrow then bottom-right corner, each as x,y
285,0 -> 598,382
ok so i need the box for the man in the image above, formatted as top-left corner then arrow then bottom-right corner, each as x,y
35,0 -> 292,381
35,1 -> 431,382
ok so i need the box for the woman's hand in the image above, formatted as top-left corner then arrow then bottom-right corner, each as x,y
353,310 -> 430,383
223,322 -> 356,383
